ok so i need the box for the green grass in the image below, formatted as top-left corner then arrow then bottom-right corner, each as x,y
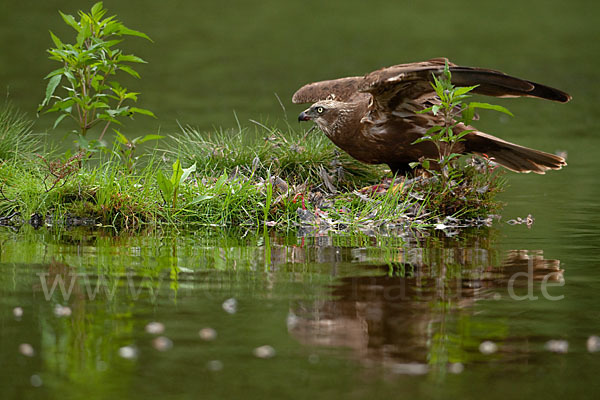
0,102 -> 42,161
0,111 -> 505,232
167,123 -> 385,188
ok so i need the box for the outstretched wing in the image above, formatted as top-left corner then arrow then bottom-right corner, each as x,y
361,58 -> 571,113
292,76 -> 364,104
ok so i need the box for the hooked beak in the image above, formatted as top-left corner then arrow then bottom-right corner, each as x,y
298,111 -> 311,122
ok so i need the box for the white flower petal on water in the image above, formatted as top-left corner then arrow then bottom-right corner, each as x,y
479,340 -> 498,355
145,322 -> 165,335
118,346 -> 138,359
222,298 -> 237,314
587,335 -> 600,353
545,340 -> 569,353
19,343 -> 35,357
13,307 -> 23,319
199,328 -> 217,341
54,305 -> 72,317
253,345 -> 276,359
152,336 -> 173,352
448,362 -> 464,374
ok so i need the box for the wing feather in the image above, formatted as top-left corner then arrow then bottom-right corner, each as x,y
360,61 -> 571,112
292,58 -> 571,109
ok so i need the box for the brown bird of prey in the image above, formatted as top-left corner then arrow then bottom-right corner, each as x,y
294,58 -> 571,175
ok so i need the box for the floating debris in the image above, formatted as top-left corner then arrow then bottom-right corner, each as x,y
253,345 -> 276,359
145,322 -> 165,335
390,363 -> 429,375
507,214 -> 534,228
448,362 -> 464,374
479,340 -> 498,355
13,307 -> 23,319
587,336 -> 600,353
199,327 -> 217,341
545,340 -> 569,354
53,304 -> 72,317
30,375 -> 43,387
207,360 -> 224,371
118,346 -> 138,359
19,343 -> 35,357
222,298 -> 238,314
152,336 -> 173,352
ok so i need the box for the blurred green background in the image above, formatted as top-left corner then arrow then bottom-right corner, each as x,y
0,0 -> 596,136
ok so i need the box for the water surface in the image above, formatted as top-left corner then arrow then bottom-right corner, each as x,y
1,0 -> 599,399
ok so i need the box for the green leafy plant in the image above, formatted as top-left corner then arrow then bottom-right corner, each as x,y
156,159 -> 197,209
38,2 -> 155,147
411,62 -> 512,188
113,130 -> 163,172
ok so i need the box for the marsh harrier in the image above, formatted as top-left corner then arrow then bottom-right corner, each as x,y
293,58 -> 571,174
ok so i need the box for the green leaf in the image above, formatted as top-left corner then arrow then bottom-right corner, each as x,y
156,170 -> 173,202
412,136 -> 432,145
170,159 -> 183,186
426,126 -> 443,135
76,22 -> 91,47
469,102 -> 514,116
53,113 -> 69,129
190,195 -> 214,204
179,163 -> 197,186
44,68 -> 65,79
113,129 -> 128,144
118,26 -> 152,42
462,105 -> 476,124
416,106 -> 434,114
49,31 -> 64,49
40,74 -> 62,108
137,134 -> 164,144
59,11 -> 80,32
455,129 -> 475,141
119,65 -> 140,78
129,107 -> 156,118
117,54 -> 146,63
91,2 -> 106,19
454,85 -> 479,96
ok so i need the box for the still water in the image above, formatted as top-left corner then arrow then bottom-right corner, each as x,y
1,0 -> 600,398
1,218 -> 600,399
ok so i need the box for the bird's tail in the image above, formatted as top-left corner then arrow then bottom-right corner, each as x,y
466,131 -> 566,174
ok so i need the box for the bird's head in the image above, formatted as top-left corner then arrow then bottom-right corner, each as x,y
298,100 -> 342,134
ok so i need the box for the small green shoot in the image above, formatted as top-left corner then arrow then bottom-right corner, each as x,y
156,159 -> 197,208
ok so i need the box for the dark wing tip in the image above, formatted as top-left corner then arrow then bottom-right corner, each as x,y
526,81 -> 572,103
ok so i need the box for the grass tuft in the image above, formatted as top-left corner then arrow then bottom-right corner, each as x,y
0,102 -> 42,160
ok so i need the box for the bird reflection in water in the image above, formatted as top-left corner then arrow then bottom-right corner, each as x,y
287,249 -> 562,375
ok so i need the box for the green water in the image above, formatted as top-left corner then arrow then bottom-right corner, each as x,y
1,0 -> 600,399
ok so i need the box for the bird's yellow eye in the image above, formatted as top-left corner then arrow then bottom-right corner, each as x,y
316,107 -> 324,114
